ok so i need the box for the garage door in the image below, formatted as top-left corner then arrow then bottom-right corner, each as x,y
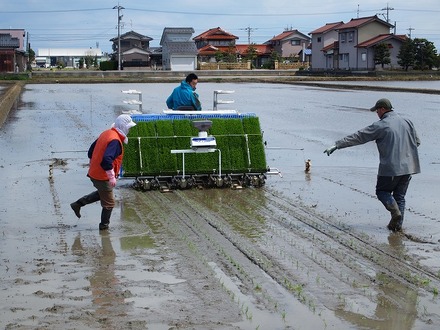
171,56 -> 195,71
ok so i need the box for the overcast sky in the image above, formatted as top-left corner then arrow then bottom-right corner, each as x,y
2,0 -> 439,53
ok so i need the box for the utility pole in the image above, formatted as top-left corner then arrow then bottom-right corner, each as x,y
381,3 -> 394,23
241,26 -> 257,44
407,27 -> 415,39
113,4 -> 124,70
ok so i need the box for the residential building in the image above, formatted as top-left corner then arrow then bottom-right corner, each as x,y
160,27 -> 198,71
266,29 -> 311,61
110,30 -> 153,67
310,15 -> 398,71
235,44 -> 273,68
309,22 -> 344,70
356,34 -> 407,70
194,27 -> 238,63
337,15 -> 394,70
0,29 -> 27,72
36,48 -> 104,68
195,27 -> 272,68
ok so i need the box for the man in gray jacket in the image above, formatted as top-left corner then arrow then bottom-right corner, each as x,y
324,98 -> 420,232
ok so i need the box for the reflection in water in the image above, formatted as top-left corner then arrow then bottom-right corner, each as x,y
335,236 -> 417,330
72,233 -> 127,326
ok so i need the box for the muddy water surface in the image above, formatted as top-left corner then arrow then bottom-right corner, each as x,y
1,82 -> 439,329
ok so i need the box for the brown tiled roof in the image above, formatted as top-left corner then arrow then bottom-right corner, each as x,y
197,45 -> 231,55
337,15 -> 393,30
356,34 -> 407,48
321,41 -> 338,52
270,29 -> 310,41
309,22 -> 344,35
197,44 -> 272,56
193,27 -> 238,41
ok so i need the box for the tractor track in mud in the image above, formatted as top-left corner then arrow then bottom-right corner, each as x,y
124,185 -> 440,317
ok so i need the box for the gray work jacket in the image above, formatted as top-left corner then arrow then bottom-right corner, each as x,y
335,111 -> 421,176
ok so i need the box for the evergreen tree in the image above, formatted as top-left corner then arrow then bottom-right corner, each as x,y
397,38 -> 416,71
413,38 -> 438,70
245,44 -> 258,69
223,43 -> 237,63
373,43 -> 391,68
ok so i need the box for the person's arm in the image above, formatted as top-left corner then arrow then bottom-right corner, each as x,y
192,91 -> 202,110
335,123 -> 381,149
100,140 -> 122,171
325,123 -> 381,156
88,140 -> 97,159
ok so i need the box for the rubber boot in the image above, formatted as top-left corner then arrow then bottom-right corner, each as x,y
385,200 -> 402,232
99,207 -> 112,230
70,191 -> 100,218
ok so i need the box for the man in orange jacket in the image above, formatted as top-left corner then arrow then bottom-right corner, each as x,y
70,114 -> 136,230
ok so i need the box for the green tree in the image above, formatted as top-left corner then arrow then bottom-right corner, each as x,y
244,44 -> 258,69
223,43 -> 237,63
214,50 -> 224,63
264,50 -> 281,69
397,38 -> 416,71
413,38 -> 438,70
373,43 -> 391,68
27,48 -> 35,71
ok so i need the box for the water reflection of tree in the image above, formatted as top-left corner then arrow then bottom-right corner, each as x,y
71,233 -> 126,327
335,234 -> 417,330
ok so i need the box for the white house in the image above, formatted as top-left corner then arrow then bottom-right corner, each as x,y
160,27 -> 198,71
37,48 -> 105,68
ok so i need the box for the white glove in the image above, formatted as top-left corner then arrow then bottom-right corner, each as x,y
105,169 -> 117,187
324,145 -> 337,156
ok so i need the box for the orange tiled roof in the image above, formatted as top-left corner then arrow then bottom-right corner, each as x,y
193,27 -> 238,41
236,44 -> 272,55
197,43 -> 272,56
197,44 -> 231,55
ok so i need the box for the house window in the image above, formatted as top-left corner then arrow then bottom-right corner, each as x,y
348,32 -> 354,42
361,53 -> 367,61
317,37 -> 321,43
340,33 -> 346,43
291,40 -> 300,46
339,54 -> 349,62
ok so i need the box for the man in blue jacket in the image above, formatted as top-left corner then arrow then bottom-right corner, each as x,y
324,98 -> 420,232
166,73 -> 202,110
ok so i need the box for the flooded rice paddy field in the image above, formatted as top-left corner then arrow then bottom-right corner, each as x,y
1,82 -> 440,329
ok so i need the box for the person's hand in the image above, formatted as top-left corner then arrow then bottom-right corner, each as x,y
106,169 -> 117,187
324,145 -> 337,156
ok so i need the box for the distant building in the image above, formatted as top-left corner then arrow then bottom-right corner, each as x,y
110,30 -> 153,67
0,29 -> 27,72
309,15 -> 400,71
309,22 -> 344,69
267,29 -> 311,61
160,27 -> 198,71
195,27 -> 272,68
194,27 -> 239,63
36,48 -> 104,68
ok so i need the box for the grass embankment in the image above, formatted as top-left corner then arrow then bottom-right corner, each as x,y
0,82 -> 23,128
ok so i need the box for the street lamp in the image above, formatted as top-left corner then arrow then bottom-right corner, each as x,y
113,5 -> 124,70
